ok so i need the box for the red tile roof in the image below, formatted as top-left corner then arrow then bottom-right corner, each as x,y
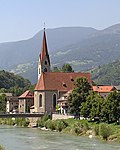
40,28 -> 50,65
35,72 -> 91,91
19,90 -> 34,99
92,86 -> 115,93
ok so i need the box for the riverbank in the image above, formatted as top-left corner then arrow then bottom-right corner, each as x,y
0,125 -> 119,150
0,117 -> 120,143
0,118 -> 29,127
37,115 -> 120,143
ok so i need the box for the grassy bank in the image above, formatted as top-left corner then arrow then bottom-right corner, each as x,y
37,115 -> 120,143
0,116 -> 120,143
0,118 -> 29,127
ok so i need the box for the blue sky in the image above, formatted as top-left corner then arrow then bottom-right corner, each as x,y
0,0 -> 120,42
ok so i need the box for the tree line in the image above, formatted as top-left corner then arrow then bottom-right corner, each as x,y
68,77 -> 120,123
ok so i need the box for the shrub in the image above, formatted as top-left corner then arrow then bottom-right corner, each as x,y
71,122 -> 83,135
82,121 -> 90,132
99,123 -> 111,140
93,124 -> 99,136
44,119 -> 56,131
44,119 -> 51,129
37,113 -> 49,127
71,121 -> 90,135
56,120 -> 68,132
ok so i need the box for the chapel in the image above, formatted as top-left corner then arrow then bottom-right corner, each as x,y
33,28 -> 91,113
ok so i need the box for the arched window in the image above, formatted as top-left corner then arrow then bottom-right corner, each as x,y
39,68 -> 41,74
45,61 -> 47,65
44,68 -> 47,72
53,94 -> 57,108
39,94 -> 42,107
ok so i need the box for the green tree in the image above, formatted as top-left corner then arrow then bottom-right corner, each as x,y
0,94 -> 6,112
67,77 -> 91,118
61,64 -> 74,72
52,66 -> 60,72
80,91 -> 104,120
101,91 -> 120,123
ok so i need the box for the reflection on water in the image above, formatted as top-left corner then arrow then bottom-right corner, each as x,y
0,125 -> 120,150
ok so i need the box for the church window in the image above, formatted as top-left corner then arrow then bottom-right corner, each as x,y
44,68 -> 47,72
39,94 -> 42,107
53,94 -> 57,109
39,68 -> 40,74
45,61 -> 47,65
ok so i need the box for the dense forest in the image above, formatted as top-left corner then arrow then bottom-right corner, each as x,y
91,59 -> 120,85
0,70 -> 34,96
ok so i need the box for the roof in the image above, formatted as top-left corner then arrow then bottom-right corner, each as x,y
114,86 -> 120,91
92,86 -> 115,93
19,90 -> 34,99
39,28 -> 50,65
35,72 -> 91,91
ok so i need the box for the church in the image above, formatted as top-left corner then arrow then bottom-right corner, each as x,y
33,28 -> 91,113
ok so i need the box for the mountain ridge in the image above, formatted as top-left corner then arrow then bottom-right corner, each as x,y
0,24 -> 120,83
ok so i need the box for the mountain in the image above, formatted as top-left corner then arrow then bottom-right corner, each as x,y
0,24 -> 120,83
91,59 -> 120,85
0,27 -> 97,70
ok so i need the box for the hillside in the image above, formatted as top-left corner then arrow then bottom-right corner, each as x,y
0,70 -> 32,95
91,59 -> 120,85
0,24 -> 120,83
0,27 -> 97,70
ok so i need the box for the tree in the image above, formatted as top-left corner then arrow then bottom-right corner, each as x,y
80,91 -> 104,120
61,64 -> 74,72
0,94 -> 6,112
67,77 -> 91,118
101,91 -> 120,123
52,66 -> 60,72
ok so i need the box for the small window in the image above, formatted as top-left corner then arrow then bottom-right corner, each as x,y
70,77 -> 74,82
53,94 -> 57,108
39,94 -> 42,107
62,82 -> 67,87
39,68 -> 40,74
45,61 -> 47,65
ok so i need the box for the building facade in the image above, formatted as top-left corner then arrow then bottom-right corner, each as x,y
19,90 -> 34,113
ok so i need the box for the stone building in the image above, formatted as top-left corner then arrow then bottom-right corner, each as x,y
34,28 -> 91,113
5,93 -> 19,113
19,90 -> 34,113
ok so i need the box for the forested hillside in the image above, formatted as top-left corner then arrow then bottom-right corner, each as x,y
0,70 -> 33,96
91,60 -> 120,85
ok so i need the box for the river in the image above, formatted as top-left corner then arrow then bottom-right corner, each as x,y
0,125 -> 120,150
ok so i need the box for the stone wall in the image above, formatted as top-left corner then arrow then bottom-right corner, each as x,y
52,114 -> 74,120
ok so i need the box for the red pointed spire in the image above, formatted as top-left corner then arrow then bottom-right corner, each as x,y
40,28 -> 50,65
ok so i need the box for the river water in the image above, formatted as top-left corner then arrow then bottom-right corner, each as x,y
0,125 -> 120,150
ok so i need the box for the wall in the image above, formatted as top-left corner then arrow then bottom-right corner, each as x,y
52,114 -> 74,120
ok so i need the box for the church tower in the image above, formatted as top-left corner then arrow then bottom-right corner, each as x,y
38,28 -> 50,80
